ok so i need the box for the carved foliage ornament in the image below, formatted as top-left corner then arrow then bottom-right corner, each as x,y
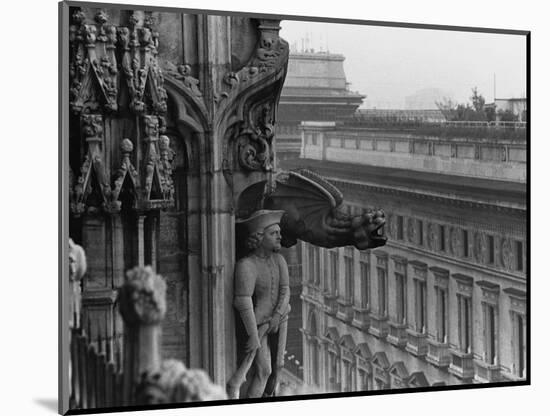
165,64 -> 202,97
225,19 -> 289,172
238,103 -> 275,171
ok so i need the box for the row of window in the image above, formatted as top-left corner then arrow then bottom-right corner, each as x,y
305,330 -> 436,392
303,244 -> 526,379
389,214 -> 525,273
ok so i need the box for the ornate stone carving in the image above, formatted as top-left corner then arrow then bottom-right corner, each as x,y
500,238 -> 514,270
249,20 -> 288,71
119,13 -> 167,115
136,359 -> 227,404
109,138 -> 139,212
217,18 -> 289,173
166,63 -> 202,97
139,116 -> 175,209
473,231 -> 488,264
407,217 -> 416,243
237,103 -> 275,171
118,266 -> 167,326
450,227 -> 460,256
427,223 -> 437,250
69,9 -> 118,114
72,114 -> 111,215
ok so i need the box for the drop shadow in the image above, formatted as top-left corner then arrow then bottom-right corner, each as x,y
34,398 -> 58,413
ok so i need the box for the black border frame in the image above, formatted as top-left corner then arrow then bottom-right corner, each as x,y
59,1 -> 531,414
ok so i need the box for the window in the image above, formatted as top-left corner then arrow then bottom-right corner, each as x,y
328,351 -> 338,391
482,303 -> 498,365
414,279 -> 427,333
463,230 -> 469,257
513,313 -> 526,378
328,250 -> 338,294
342,360 -> 352,392
397,216 -> 404,240
435,287 -> 448,343
358,368 -> 370,390
395,273 -> 407,324
377,261 -> 388,316
360,256 -> 370,308
344,248 -> 354,302
310,341 -> 319,385
488,235 -> 495,264
516,241 -> 524,271
308,245 -> 319,283
457,294 -> 473,353
418,219 -> 424,246
439,225 -> 446,252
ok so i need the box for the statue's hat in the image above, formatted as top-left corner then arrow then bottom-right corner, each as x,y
237,210 -> 285,234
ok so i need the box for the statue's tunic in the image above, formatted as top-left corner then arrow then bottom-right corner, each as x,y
234,253 -> 290,327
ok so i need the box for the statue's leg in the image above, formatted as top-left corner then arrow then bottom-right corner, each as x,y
264,317 -> 288,397
246,335 -> 272,398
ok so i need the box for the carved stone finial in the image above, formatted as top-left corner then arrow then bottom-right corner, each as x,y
69,238 -> 87,282
71,9 -> 86,26
128,13 -> 139,29
118,266 -> 167,326
143,115 -> 159,140
136,359 -> 227,404
81,114 -> 103,140
143,14 -> 156,29
121,138 -> 134,153
158,135 -> 170,152
94,10 -> 108,25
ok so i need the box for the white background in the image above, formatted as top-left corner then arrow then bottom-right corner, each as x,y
0,0 -> 544,415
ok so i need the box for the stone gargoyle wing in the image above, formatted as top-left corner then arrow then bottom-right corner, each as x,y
263,169 -> 387,250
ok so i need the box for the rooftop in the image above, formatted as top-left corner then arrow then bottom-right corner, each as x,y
279,158 -> 527,210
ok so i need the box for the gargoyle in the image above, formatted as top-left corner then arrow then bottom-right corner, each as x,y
262,169 -> 387,250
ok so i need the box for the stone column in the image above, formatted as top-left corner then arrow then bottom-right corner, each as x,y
118,266 -> 167,406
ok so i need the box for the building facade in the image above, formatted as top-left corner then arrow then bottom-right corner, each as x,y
276,51 -> 364,160
280,121 -> 527,391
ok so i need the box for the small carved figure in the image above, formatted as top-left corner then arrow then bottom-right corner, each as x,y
227,210 -> 290,399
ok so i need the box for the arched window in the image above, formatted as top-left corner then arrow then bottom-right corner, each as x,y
308,312 -> 320,386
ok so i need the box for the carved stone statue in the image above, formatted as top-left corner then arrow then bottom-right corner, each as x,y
227,210 -> 290,399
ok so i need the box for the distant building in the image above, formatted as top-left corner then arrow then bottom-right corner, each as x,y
280,120 -> 527,391
487,98 -> 527,122
351,109 -> 446,123
277,52 -> 365,160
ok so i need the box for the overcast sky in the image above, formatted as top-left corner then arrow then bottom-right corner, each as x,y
279,20 -> 527,109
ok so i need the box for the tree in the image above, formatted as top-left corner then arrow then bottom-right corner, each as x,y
435,97 -> 457,121
470,87 -> 485,113
435,87 -> 488,121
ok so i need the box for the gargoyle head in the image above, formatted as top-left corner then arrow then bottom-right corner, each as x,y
351,209 -> 387,250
